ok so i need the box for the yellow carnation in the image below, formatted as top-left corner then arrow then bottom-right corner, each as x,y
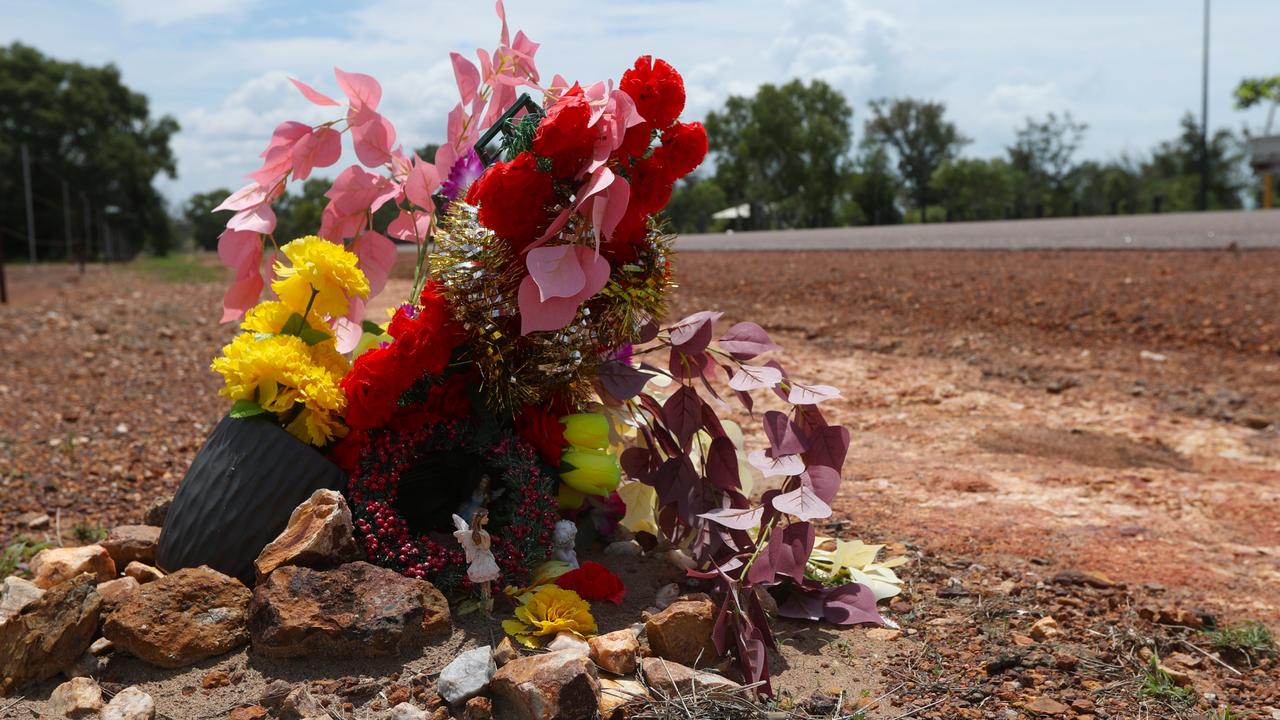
501,585 -> 597,648
241,300 -> 296,334
271,235 -> 370,318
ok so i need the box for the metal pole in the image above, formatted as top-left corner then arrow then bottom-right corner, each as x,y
81,194 -> 91,272
21,143 -> 37,264
62,180 -> 73,261
99,208 -> 110,262
1199,0 -> 1210,211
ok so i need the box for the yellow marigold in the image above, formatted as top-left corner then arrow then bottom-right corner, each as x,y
241,300 -> 296,334
271,236 -> 370,318
501,585 -> 597,648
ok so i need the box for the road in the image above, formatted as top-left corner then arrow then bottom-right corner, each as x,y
674,208 -> 1280,251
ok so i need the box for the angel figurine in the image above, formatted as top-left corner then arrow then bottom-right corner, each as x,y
551,519 -> 580,568
452,509 -> 500,613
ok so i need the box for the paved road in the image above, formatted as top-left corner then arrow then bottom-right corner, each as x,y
674,209 -> 1280,251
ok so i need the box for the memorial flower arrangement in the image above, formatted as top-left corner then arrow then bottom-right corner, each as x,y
208,1 -> 881,693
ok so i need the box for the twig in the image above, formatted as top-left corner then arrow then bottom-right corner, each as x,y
888,698 -> 945,719
1180,639 -> 1242,676
0,696 -> 26,715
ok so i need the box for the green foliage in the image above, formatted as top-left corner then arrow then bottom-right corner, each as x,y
664,176 -> 728,233
1234,76 -> 1280,111
130,253 -> 224,284
1142,113 -> 1247,212
72,522 -> 107,544
1138,655 -> 1196,708
0,536 -> 53,578
1207,621 -> 1276,662
841,145 -> 902,225
706,79 -> 853,229
1007,112 -> 1088,216
181,188 -> 233,251
0,42 -> 179,258
864,98 -> 969,221
933,157 -> 1014,221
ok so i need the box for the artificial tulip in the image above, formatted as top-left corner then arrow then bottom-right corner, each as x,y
560,446 -> 621,496
558,483 -> 587,510
560,412 -> 609,450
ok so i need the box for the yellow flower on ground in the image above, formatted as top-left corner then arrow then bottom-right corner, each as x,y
271,235 -> 370,318
501,585 -> 597,648
560,447 -> 621,496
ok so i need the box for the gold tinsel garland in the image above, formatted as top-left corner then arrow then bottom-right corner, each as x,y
429,202 -> 673,413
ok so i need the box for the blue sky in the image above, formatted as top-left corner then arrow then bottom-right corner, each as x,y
5,0 -> 1276,204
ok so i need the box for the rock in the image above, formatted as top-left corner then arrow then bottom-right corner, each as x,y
599,678 -> 648,717
588,629 -> 638,675
102,686 -> 156,720
228,706 -> 270,720
89,637 -> 114,655
493,636 -> 520,667
279,686 -> 325,720
1138,605 -> 1206,629
17,511 -> 50,529
47,677 -> 104,717
639,657 -> 743,698
1024,696 -> 1071,715
202,670 -> 232,689
491,650 -> 601,720
463,696 -> 493,720
103,566 -> 250,668
653,584 -> 680,610
30,545 -> 116,589
1029,616 -> 1062,642
603,541 -> 641,557
258,680 -> 293,711
419,581 -> 451,637
1010,632 -> 1036,647
866,627 -> 902,641
142,498 -> 170,528
389,703 -> 429,720
253,489 -> 361,584
644,596 -> 718,667
123,562 -> 164,584
438,645 -> 496,704
1050,569 -> 1115,588
96,576 -> 141,612
63,650 -> 105,679
248,562 -> 445,658
0,575 -> 45,623
547,632 -> 590,656
101,525 -> 161,567
0,573 -> 101,697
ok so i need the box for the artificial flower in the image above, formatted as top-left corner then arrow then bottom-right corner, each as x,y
558,483 -> 587,510
560,446 -> 621,496
619,55 -> 685,129
533,89 -> 595,178
657,121 -> 708,179
560,413 -> 609,451
465,152 -> 557,249
439,148 -> 485,208
501,585 -> 597,648
617,480 -> 659,537
807,538 -> 909,600
554,560 -> 626,604
618,121 -> 653,162
241,300 -> 296,335
271,235 -> 370,318
515,404 -> 567,467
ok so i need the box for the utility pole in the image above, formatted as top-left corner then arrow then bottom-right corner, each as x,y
21,143 -> 37,264
1199,0 -> 1211,212
62,180 -> 73,261
81,194 -> 91,272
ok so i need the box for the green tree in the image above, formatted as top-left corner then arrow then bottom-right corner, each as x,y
275,178 -> 330,243
0,43 -> 179,258
1142,113 -> 1246,211
1072,159 -> 1143,215
839,144 -> 902,225
182,188 -> 232,251
863,98 -> 968,222
1234,75 -> 1280,134
1007,112 -> 1088,216
932,157 -> 1014,221
705,79 -> 853,229
665,176 -> 728,233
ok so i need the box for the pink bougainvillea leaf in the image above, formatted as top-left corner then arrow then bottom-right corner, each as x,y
517,247 -> 609,335
530,166 -> 616,248
762,410 -> 809,455
334,67 -> 382,110
787,381 -> 842,405
822,583 -> 884,626
290,127 -> 342,181
747,449 -> 805,478
349,107 -> 397,168
217,229 -> 264,323
661,384 -> 703,450
214,183 -> 268,213
350,230 -> 396,299
494,0 -> 511,46
404,154 -> 441,209
667,310 -> 723,353
801,465 -> 842,504
527,245 -> 586,301
727,364 -> 783,392
387,209 -> 432,244
770,483 -> 832,521
697,505 -> 763,531
449,52 -> 481,107
227,203 -> 277,234
288,77 -> 340,106
717,321 -> 781,360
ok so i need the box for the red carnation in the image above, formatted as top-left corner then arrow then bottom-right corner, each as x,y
618,121 -> 653,162
466,152 -> 558,249
657,121 -> 707,179
603,206 -> 648,260
534,92 -> 596,178
620,56 -> 685,129
628,154 -> 676,216
555,560 -> 626,604
514,404 -> 567,467
341,346 -> 406,430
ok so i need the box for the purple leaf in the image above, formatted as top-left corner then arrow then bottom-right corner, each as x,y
787,381 -> 841,405
746,544 -> 776,586
597,360 -> 654,401
705,436 -> 742,491
666,310 -> 723,353
747,449 -> 806,478
776,589 -> 824,621
802,465 -> 842,504
698,505 -> 765,530
669,346 -> 715,381
734,388 -> 754,415
700,402 -> 728,439
769,522 -> 814,583
717,321 -> 781,360
620,447 -> 653,481
734,624 -> 771,695
637,319 -> 659,344
746,588 -> 778,651
803,425 -> 851,472
727,363 -> 783,392
712,595 -> 733,656
662,385 -> 704,450
771,484 -> 832,521
764,359 -> 790,402
823,583 -> 884,626
763,410 -> 809,455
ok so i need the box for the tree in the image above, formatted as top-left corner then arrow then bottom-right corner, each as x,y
182,189 -> 233,251
665,176 -> 728,233
1142,113 -> 1246,211
839,145 -> 902,225
1234,75 -> 1280,135
0,43 -> 179,258
863,98 -> 968,222
1007,112 -> 1088,216
932,157 -> 1014,221
1072,159 -> 1143,215
705,79 -> 853,229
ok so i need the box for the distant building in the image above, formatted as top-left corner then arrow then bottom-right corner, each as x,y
1247,135 -> 1280,208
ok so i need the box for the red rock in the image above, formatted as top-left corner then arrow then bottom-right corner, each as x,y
101,525 -> 161,567
643,596 -> 719,667
588,628 -> 639,675
96,576 -> 140,613
202,670 -> 232,689
639,657 -> 743,698
103,566 -> 250,668
123,561 -> 165,584
491,650 -> 601,720
0,573 -> 101,697
1024,696 -> 1070,715
253,489 -> 360,584
463,696 -> 493,720
228,706 -> 269,720
30,545 -> 116,589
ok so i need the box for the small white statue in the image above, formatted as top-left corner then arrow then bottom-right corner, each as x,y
551,519 -> 579,568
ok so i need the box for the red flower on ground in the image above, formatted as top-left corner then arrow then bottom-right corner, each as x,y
534,90 -> 596,178
514,404 -> 567,467
466,151 -> 558,249
555,560 -> 626,604
620,56 -> 685,129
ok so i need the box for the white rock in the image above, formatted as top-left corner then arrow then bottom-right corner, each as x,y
0,575 -> 45,623
387,702 -> 428,720
603,540 -> 641,557
438,645 -> 495,704
546,632 -> 590,656
47,677 -> 103,717
654,583 -> 680,610
102,686 -> 156,720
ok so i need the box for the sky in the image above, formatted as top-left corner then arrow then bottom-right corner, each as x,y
5,0 -> 1276,205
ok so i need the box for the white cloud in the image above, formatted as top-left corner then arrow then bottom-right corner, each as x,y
110,0 -> 259,26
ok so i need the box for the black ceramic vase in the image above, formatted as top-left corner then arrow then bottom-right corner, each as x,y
155,415 -> 347,586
